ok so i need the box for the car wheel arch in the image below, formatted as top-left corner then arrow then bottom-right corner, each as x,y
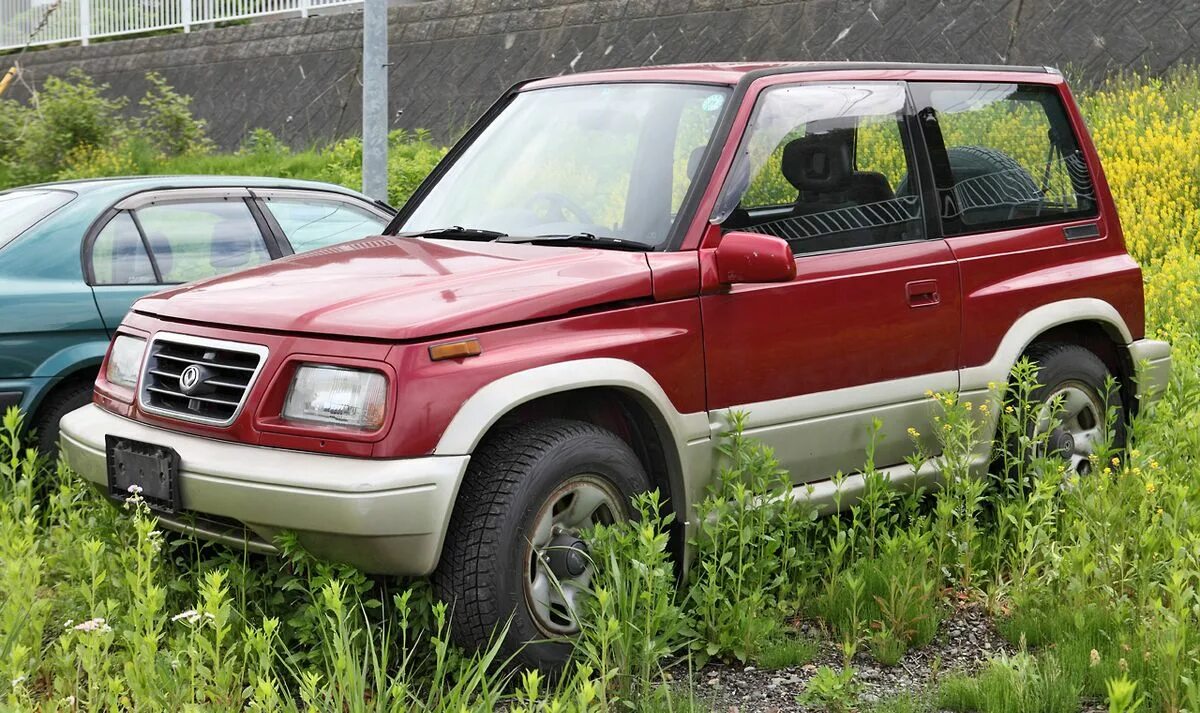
962,298 -> 1134,394
434,358 -> 708,547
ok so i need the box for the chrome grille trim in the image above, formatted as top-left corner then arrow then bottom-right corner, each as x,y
137,332 -> 269,427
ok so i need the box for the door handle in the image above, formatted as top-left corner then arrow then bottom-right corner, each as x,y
906,279 -> 940,308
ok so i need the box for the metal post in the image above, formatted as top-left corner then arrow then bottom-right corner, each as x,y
79,0 -> 90,46
182,0 -> 192,33
361,0 -> 388,201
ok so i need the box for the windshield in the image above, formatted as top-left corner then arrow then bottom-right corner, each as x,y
0,189 -> 76,250
401,83 -> 731,248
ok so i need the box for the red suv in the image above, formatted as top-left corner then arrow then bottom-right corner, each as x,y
61,62 -> 1171,668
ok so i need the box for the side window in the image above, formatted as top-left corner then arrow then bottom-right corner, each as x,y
713,82 -> 925,255
134,200 -> 270,283
90,212 -> 156,285
910,82 -> 1097,235
262,197 -> 390,254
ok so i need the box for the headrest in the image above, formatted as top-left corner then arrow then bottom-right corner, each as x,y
781,128 -> 854,193
686,145 -> 706,181
210,219 -> 258,270
143,231 -> 173,276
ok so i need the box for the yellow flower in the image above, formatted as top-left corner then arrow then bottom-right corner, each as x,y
1111,457 -> 1121,467
907,427 -> 920,439
1145,481 -> 1157,494
1005,405 -> 1015,414
979,403 -> 989,414
1150,459 -> 1160,469
987,381 -> 998,391
942,423 -> 952,432
963,401 -> 973,410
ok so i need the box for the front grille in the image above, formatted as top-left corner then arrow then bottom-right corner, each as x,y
138,333 -> 268,426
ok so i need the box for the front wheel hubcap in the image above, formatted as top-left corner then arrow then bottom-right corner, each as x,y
523,475 -> 624,637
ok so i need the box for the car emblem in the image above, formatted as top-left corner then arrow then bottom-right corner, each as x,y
179,364 -> 203,394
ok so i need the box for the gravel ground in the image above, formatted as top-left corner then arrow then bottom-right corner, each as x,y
689,604 -> 1016,712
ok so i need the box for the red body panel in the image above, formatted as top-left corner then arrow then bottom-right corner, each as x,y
134,238 -> 654,341
96,63 -> 1147,465
107,300 -> 705,458
701,240 -> 961,407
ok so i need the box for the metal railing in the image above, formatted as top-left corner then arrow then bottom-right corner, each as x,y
1,0 -> 361,52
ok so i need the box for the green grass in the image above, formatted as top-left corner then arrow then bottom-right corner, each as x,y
0,67 -> 1198,712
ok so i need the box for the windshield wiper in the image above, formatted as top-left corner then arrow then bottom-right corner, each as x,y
406,226 -> 508,241
498,233 -> 653,252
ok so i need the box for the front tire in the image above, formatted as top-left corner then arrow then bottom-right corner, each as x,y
433,418 -> 651,671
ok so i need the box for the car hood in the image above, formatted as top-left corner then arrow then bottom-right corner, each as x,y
133,237 -> 654,341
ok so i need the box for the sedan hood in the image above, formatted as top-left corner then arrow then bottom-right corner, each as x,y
133,237 -> 654,341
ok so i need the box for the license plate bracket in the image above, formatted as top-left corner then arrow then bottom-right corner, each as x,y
106,436 -> 181,513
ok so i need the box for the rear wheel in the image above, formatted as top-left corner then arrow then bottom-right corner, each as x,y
433,418 -> 651,671
1027,343 -> 1125,475
33,379 -> 94,462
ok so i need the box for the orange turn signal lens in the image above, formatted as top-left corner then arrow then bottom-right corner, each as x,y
429,339 -> 483,361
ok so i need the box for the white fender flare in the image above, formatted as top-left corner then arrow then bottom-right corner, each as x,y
960,297 -> 1133,392
434,357 -> 709,456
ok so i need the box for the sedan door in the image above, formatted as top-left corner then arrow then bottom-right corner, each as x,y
87,188 -> 280,333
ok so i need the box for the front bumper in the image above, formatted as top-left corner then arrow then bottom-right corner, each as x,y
1129,338 -> 1172,407
59,404 -> 469,575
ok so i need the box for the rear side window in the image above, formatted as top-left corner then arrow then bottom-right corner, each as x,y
0,189 -> 75,250
262,196 -> 389,253
910,82 -> 1097,235
134,200 -> 271,283
91,213 -> 156,285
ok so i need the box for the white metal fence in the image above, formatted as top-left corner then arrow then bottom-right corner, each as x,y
0,0 -> 361,52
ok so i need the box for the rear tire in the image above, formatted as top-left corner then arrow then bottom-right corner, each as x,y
433,418 -> 651,672
1027,342 -> 1125,475
33,379 -> 94,462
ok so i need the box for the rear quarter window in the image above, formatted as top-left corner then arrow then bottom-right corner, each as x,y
909,82 -> 1098,236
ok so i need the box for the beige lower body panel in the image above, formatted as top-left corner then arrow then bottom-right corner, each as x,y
59,404 -> 469,575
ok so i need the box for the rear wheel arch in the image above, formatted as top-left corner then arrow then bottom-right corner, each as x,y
1020,320 -> 1137,418
30,366 -> 99,458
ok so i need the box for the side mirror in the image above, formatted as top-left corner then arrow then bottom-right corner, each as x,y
714,231 -> 796,284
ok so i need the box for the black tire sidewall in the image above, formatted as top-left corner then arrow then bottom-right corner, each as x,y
35,382 -> 94,460
1029,344 -> 1126,452
441,421 -> 651,670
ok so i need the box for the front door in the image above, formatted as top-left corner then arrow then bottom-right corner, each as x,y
701,81 -> 960,483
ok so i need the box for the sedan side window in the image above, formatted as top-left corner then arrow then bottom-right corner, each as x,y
134,200 -> 271,283
91,213 -> 156,285
262,197 -> 390,254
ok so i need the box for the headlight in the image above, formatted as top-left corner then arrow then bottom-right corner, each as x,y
106,335 -> 146,390
282,365 -> 388,431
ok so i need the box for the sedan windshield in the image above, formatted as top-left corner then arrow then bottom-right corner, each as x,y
0,189 -> 75,250
401,83 -> 731,248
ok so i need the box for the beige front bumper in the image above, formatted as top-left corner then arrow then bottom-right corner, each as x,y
59,404 -> 469,575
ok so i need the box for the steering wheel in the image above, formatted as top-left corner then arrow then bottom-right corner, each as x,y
525,191 -> 594,226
